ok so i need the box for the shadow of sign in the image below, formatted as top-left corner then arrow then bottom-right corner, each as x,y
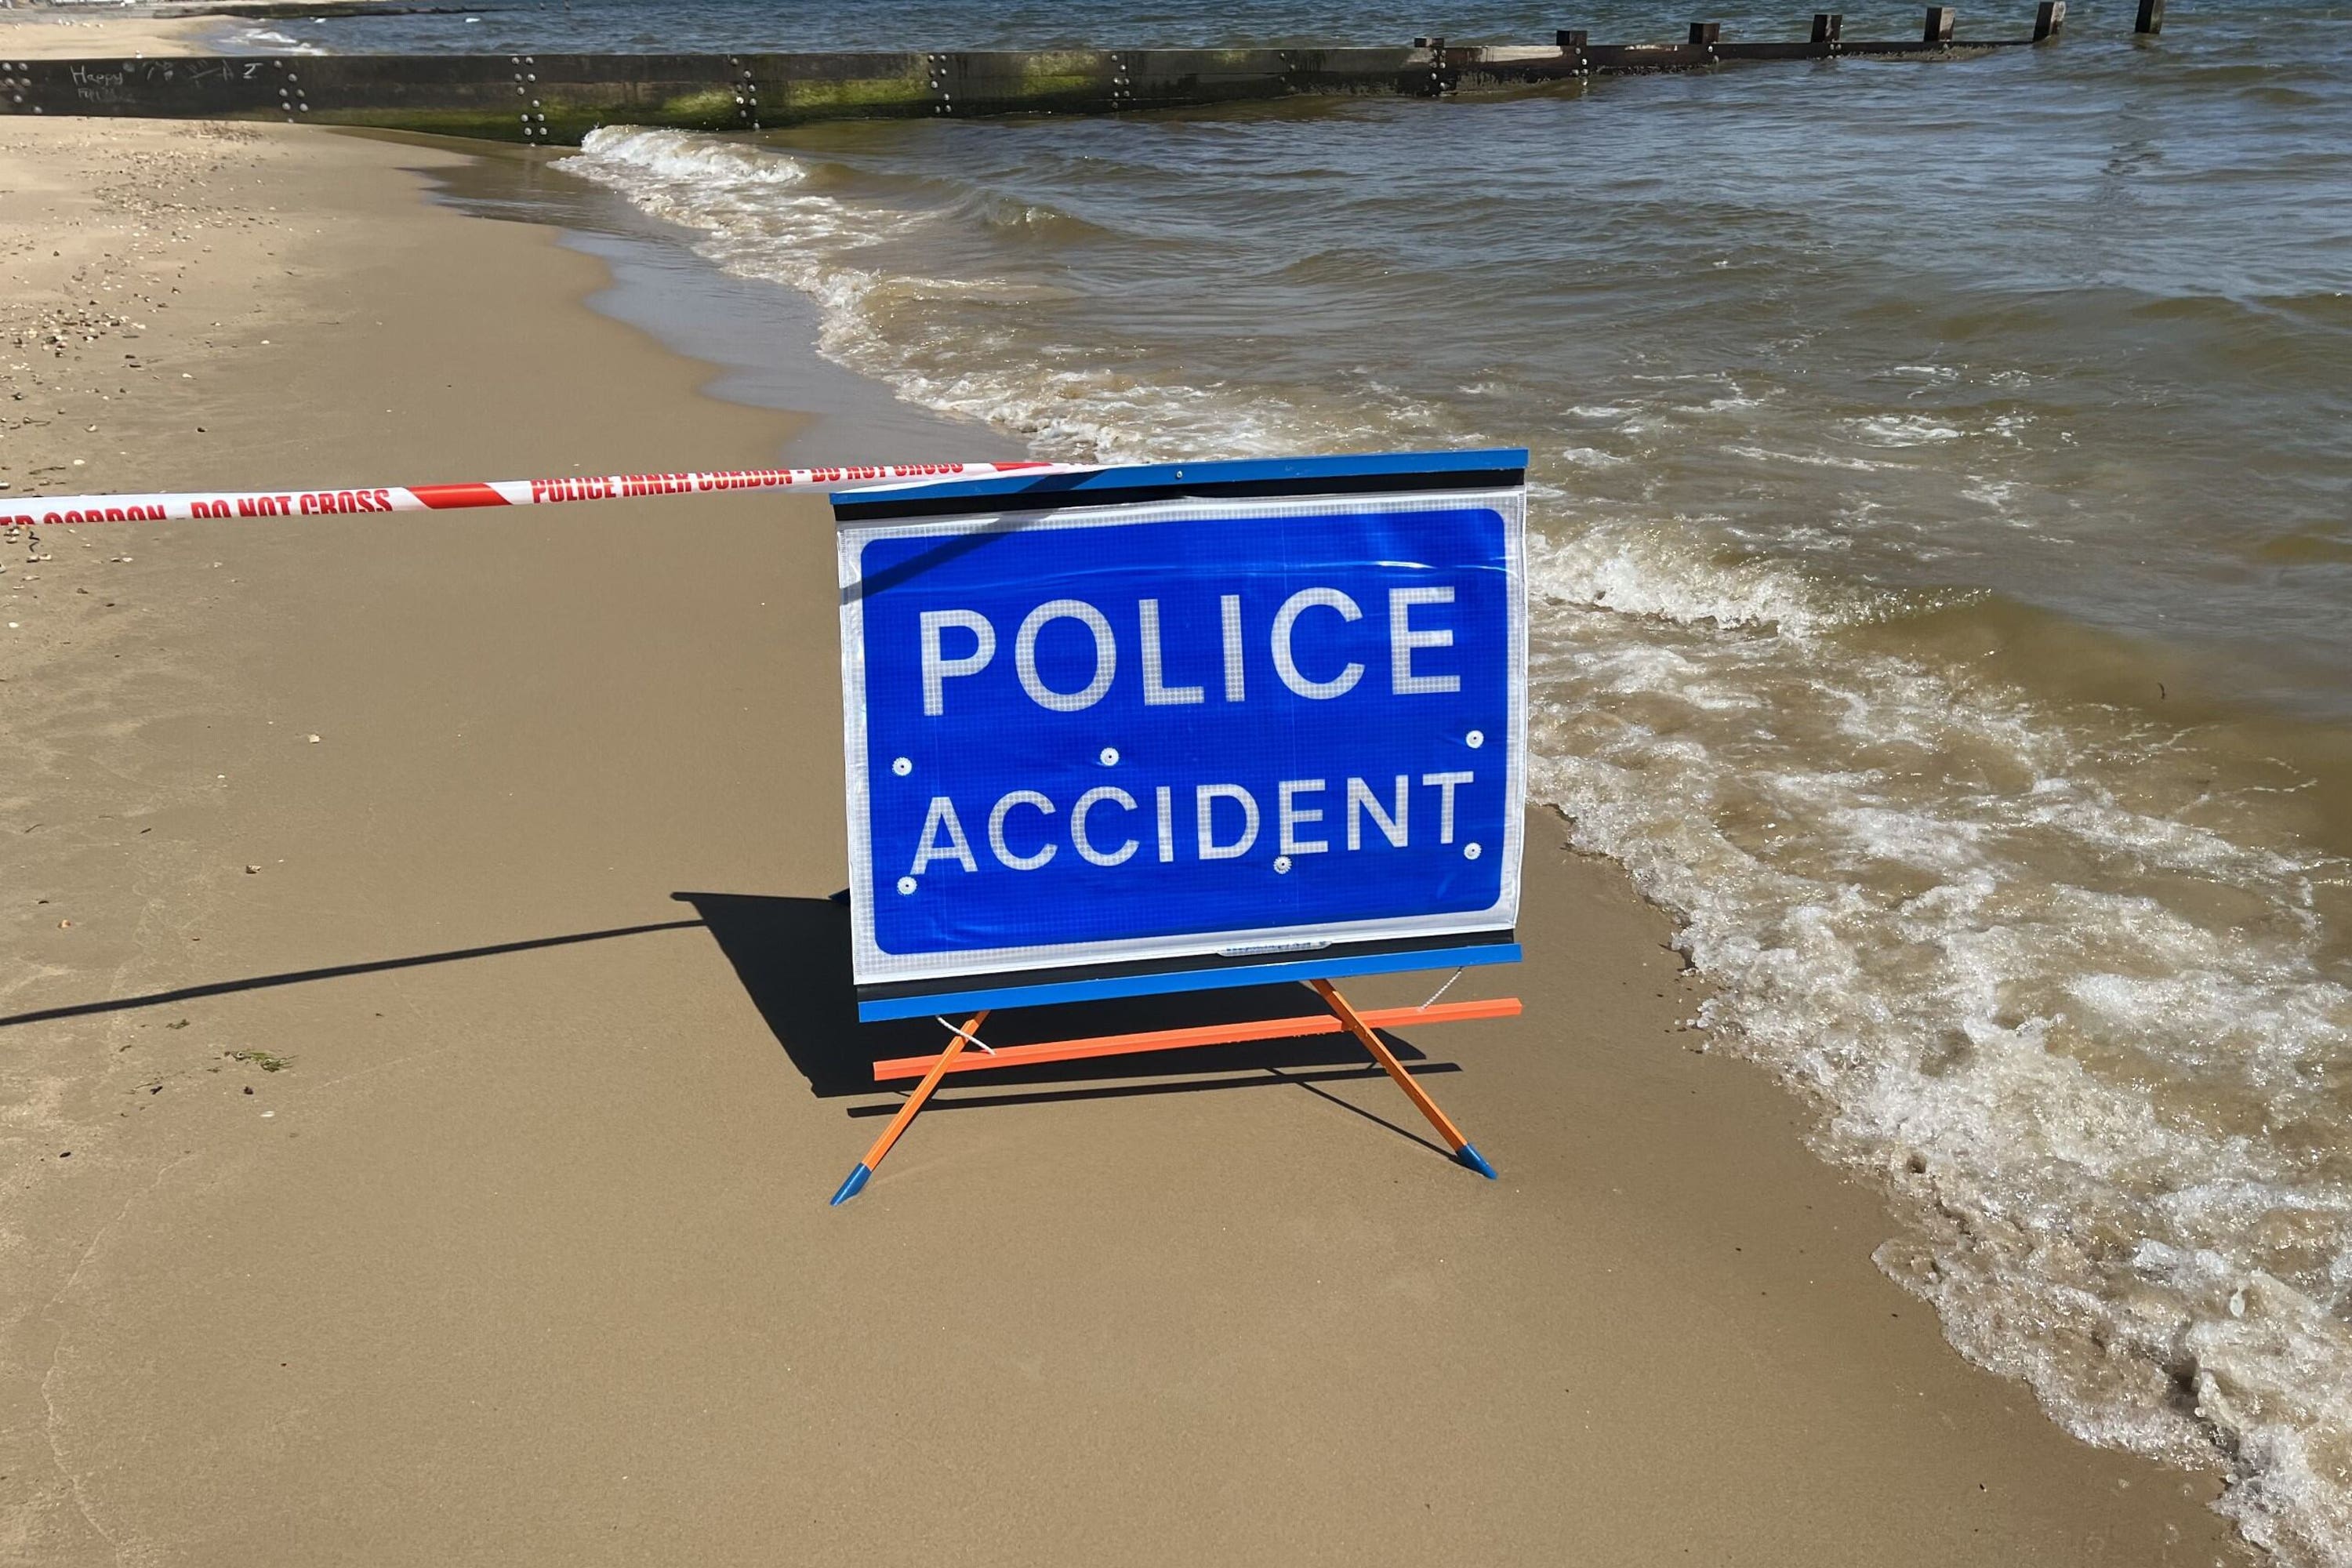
672,891 -> 1455,1110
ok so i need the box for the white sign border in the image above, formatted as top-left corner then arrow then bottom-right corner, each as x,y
836,485 -> 1528,989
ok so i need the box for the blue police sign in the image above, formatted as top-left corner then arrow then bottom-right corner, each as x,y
833,450 -> 1527,1021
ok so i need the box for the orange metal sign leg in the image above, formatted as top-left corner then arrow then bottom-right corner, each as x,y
869,995 -> 1523,1081
829,1008 -> 989,1205
1310,978 -> 1498,1178
829,983 -> 1504,1203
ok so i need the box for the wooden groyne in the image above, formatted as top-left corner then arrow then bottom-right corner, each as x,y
0,8 -> 2085,146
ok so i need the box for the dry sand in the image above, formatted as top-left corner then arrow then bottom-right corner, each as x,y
0,118 -> 2256,1566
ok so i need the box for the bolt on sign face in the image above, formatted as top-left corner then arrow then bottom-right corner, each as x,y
832,451 -> 1529,1021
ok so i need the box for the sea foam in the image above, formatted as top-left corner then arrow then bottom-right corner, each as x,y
570,122 -> 2352,1566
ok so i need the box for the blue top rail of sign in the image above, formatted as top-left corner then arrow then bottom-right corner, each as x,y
833,448 -> 1533,517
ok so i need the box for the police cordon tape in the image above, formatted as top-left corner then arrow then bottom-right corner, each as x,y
0,460 -> 1083,529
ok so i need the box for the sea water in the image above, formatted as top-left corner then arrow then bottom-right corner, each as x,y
273,4 -> 2352,1560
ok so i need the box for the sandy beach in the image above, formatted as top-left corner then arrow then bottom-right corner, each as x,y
0,78 -> 2258,1568
0,5 -> 217,60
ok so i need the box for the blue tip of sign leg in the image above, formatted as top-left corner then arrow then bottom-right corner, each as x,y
829,1163 -> 872,1206
1456,1143 -> 1499,1180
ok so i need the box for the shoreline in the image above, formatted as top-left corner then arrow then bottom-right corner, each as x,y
0,8 -> 220,59
0,118 -> 2254,1566
0,0 -> 389,60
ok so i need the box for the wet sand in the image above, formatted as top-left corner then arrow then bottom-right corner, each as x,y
0,118 -> 2252,1565
0,0 -> 383,60
0,7 -> 213,60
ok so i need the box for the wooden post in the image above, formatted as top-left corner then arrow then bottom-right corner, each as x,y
2135,0 -> 2164,34
1688,21 -> 1720,45
1923,6 -> 1957,44
2034,0 -> 2066,40
1811,13 -> 1843,44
